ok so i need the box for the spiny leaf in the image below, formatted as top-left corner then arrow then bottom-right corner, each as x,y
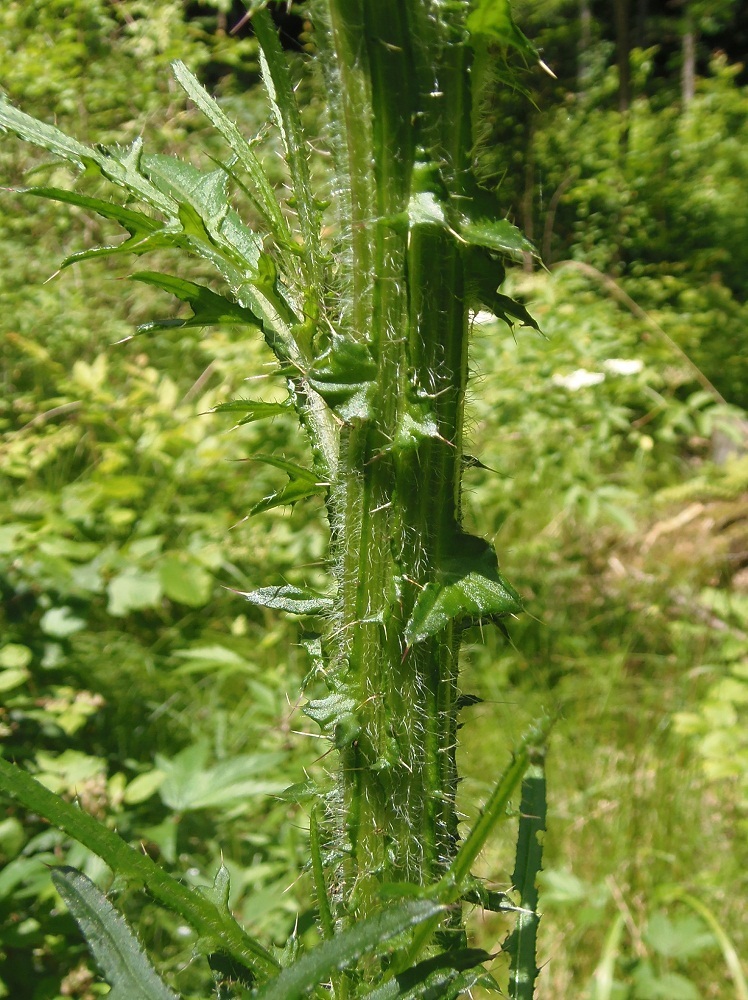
403,186 -> 535,261
504,749 -> 547,1000
22,186 -> 161,239
0,100 -> 172,211
309,808 -> 335,941
303,691 -> 361,747
466,0 -> 540,64
51,867 -> 179,1000
211,398 -> 293,424
130,272 -> 262,332
0,758 -> 279,977
171,60 -> 292,252
252,9 -> 325,288
404,535 -> 522,647
237,584 -> 334,616
457,214 -> 535,260
303,691 -> 357,730
249,455 -> 328,514
308,336 -> 378,421
250,900 -> 445,1000
362,950 -> 494,1000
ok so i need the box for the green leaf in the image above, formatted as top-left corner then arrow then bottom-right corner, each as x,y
23,186 -> 161,241
40,606 -> 86,638
251,900 -> 444,1000
0,102 -> 172,212
0,759 -> 279,976
404,535 -> 522,647
107,569 -> 163,616
159,555 -> 213,607
363,951 -> 494,1000
504,751 -> 547,1000
171,60 -> 291,251
303,691 -> 361,747
249,455 -> 328,514
645,912 -> 715,962
458,215 -> 535,259
51,867 -> 179,1000
466,0 -> 540,63
0,668 -> 29,694
130,272 -> 261,332
211,397 -> 293,424
253,10 -> 325,287
308,336 -> 378,421
465,246 -> 539,331
0,644 -> 32,670
303,692 -> 357,730
155,742 -> 286,812
238,584 -> 334,616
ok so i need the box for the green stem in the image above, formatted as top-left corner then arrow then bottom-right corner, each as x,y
322,0 -> 475,916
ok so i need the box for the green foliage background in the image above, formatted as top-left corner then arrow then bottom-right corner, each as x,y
1,1 -> 746,998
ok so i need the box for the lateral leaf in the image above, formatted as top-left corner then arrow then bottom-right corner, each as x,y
237,584 -> 334,617
51,867 -> 179,1000
466,0 -> 540,64
22,187 -> 161,238
0,758 -> 279,977
211,398 -> 293,424
171,60 -> 291,250
0,100 -> 172,211
130,271 -> 262,331
251,900 -> 444,1000
504,750 -> 547,1000
308,336 -> 378,421
252,9 -> 325,287
457,215 -> 535,260
404,536 -> 522,647
362,950 -> 494,1000
249,455 -> 327,514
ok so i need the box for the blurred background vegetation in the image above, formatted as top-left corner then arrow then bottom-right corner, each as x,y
0,2 -> 746,998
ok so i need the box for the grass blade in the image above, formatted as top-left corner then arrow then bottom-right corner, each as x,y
659,889 -> 748,1000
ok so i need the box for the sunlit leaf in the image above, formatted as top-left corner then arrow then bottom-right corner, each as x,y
131,271 -> 261,331
107,570 -> 163,617
156,742 -> 286,812
466,0 -> 539,63
238,584 -> 334,616
249,455 -> 328,514
159,555 -> 213,607
211,397 -> 292,424
405,535 -> 522,646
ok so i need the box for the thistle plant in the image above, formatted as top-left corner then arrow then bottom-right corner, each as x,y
0,2 -> 550,997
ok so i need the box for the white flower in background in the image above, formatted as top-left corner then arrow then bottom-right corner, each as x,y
552,368 -> 606,391
603,358 -> 644,375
